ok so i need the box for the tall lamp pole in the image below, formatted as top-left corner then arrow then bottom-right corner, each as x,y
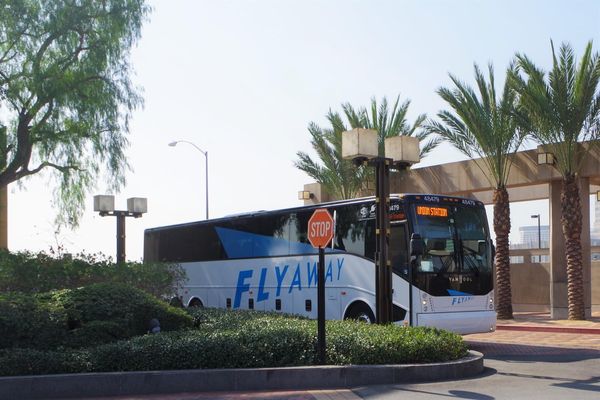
342,129 -> 420,324
94,195 -> 147,263
169,141 -> 209,220
531,214 -> 541,249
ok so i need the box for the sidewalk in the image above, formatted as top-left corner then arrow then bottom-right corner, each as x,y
495,311 -> 600,334
463,310 -> 600,351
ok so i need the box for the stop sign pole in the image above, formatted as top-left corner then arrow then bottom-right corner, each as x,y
308,208 -> 334,365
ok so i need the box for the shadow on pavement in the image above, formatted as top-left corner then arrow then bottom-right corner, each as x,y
355,386 -> 496,399
554,376 -> 600,393
353,368 -> 498,399
494,371 -> 600,394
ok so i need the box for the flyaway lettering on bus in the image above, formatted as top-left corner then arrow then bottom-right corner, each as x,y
448,289 -> 474,306
234,257 -> 345,308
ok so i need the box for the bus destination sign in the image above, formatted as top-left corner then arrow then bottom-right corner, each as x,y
416,205 -> 448,217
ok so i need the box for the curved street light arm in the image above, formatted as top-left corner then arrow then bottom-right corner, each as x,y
168,140 -> 209,220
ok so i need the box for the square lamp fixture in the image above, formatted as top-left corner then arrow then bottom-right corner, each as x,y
384,136 -> 420,166
298,190 -> 314,201
93,195 -> 115,213
537,152 -> 555,165
342,128 -> 379,160
127,197 -> 148,214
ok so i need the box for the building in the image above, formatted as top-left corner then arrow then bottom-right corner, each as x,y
518,225 -> 550,249
591,200 -> 600,246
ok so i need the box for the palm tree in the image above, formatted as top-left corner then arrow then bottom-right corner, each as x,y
343,96 -> 439,158
296,96 -> 438,199
295,111 -> 368,199
426,64 -> 529,320
509,41 -> 600,320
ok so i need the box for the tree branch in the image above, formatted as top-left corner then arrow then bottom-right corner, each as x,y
15,161 -> 81,180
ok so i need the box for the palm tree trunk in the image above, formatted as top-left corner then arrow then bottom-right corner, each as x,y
493,187 -> 513,319
561,174 -> 585,320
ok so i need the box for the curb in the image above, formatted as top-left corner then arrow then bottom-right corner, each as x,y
0,351 -> 483,400
496,325 -> 600,335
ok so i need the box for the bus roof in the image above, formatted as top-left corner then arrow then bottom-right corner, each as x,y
144,193 -> 484,234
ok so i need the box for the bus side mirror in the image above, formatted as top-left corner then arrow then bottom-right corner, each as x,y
410,233 -> 424,256
478,240 -> 486,256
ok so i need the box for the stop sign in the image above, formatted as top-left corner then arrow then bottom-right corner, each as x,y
308,208 -> 334,248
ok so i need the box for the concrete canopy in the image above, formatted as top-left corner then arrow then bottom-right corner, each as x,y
303,142 -> 600,319
392,145 -> 600,203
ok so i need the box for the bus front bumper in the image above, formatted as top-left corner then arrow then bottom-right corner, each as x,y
417,311 -> 497,335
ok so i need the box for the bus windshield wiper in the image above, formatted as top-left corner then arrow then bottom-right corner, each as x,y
460,240 -> 480,275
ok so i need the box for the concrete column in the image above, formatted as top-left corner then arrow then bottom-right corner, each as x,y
549,180 -> 568,319
580,177 -> 592,319
549,178 -> 592,319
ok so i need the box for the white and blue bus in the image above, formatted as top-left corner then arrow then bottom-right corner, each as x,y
144,194 -> 496,334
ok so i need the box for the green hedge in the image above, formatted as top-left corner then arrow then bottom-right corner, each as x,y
0,308 -> 468,375
0,283 -> 193,350
0,250 -> 186,298
0,348 -> 90,376
325,320 -> 466,364
0,292 -> 68,350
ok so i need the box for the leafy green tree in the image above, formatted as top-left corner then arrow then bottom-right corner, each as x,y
509,41 -> 600,320
426,64 -> 529,319
296,96 -> 438,199
0,0 -> 150,226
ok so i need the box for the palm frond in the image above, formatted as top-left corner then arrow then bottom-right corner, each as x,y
511,40 -> 600,177
295,95 -> 437,199
427,63 -> 525,188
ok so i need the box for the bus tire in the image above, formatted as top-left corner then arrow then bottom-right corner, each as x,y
189,298 -> 204,308
344,302 -> 375,324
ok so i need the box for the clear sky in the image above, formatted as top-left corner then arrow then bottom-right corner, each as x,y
7,0 -> 600,260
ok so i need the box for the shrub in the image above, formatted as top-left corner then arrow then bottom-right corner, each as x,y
0,308 -> 468,376
84,308 -> 466,372
49,283 -> 194,337
66,321 -> 130,348
0,250 -> 186,298
0,348 -> 89,376
325,320 -> 467,364
0,292 -> 68,350
0,283 -> 193,350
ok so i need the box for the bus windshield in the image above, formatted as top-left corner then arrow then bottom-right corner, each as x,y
412,204 -> 493,296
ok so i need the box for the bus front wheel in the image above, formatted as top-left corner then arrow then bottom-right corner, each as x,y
188,298 -> 204,308
344,302 -> 375,324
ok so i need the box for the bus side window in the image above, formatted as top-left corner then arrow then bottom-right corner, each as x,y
390,224 -> 409,276
364,219 -> 376,260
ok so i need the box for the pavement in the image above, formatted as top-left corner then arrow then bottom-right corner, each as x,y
464,311 -> 600,350
496,311 -> 600,333
55,311 -> 600,400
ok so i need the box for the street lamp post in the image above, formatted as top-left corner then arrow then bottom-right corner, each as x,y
169,141 -> 209,220
531,214 -> 541,249
342,129 -> 420,324
94,195 -> 147,263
